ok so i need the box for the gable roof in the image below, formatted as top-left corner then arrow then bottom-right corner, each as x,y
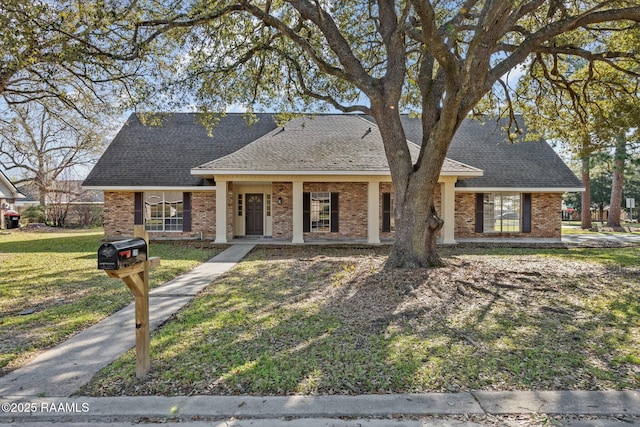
82,113 -> 279,188
0,170 -> 26,199
193,115 -> 481,177
396,116 -> 583,190
84,112 -> 582,191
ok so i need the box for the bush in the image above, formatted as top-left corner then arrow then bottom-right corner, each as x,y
21,206 -> 46,224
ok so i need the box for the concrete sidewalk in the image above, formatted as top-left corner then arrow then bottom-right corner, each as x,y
1,391 -> 639,425
562,233 -> 640,245
0,244 -> 256,398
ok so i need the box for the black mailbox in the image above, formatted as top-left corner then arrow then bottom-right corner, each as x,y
98,238 -> 147,270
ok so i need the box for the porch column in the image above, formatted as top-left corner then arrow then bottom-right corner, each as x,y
367,181 -> 380,244
215,180 -> 228,243
440,178 -> 456,244
292,181 -> 304,244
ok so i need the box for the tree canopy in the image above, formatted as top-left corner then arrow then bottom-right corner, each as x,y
5,1 -> 640,267
123,0 -> 640,267
0,0 -> 165,114
513,21 -> 640,228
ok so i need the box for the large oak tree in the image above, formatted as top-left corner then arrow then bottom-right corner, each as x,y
128,1 -> 640,268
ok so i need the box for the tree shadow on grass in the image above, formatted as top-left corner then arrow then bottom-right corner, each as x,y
79,246 -> 640,396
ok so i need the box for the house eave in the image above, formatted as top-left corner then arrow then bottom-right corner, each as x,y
192,169 -> 393,176
191,169 -> 484,178
82,185 -> 216,192
455,187 -> 585,193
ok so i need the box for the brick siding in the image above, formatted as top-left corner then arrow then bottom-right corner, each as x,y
103,191 -> 216,240
303,182 -> 368,240
104,188 -> 563,241
455,192 -> 562,239
272,182 -> 293,240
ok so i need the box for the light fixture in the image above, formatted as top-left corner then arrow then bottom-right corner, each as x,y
277,197 -> 282,205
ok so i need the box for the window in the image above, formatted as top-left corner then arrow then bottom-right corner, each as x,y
144,191 -> 184,231
238,194 -> 243,217
303,192 -> 339,233
483,193 -> 521,233
310,192 -> 331,232
266,194 -> 271,217
382,193 -> 395,232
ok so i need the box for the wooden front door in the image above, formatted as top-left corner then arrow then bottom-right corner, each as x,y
245,194 -> 264,235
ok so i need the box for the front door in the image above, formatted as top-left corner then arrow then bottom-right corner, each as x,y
245,194 -> 264,235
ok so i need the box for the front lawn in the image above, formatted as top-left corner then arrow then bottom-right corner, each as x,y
0,228 -> 224,375
81,245 -> 640,396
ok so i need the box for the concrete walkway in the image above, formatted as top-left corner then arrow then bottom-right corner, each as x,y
1,242 -> 640,426
562,232 -> 640,245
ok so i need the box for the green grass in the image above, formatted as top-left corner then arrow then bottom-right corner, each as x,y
81,245 -> 640,396
562,221 -> 640,234
0,229 -> 224,374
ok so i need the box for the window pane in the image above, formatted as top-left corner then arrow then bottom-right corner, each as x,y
144,191 -> 183,232
311,192 -> 330,232
483,193 -> 496,233
266,194 -> 271,217
483,193 -> 521,233
500,194 -> 521,232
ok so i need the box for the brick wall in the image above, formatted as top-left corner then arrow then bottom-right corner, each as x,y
103,191 -> 216,240
303,182 -> 368,240
531,193 -> 563,238
103,192 -> 134,239
455,192 -> 562,239
191,191 -> 216,239
104,188 -> 563,242
272,182 -> 292,240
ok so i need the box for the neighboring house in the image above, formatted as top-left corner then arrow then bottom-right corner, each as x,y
0,170 -> 26,229
15,181 -> 104,227
82,113 -> 584,243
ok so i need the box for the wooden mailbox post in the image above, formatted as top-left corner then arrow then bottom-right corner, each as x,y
99,225 -> 160,378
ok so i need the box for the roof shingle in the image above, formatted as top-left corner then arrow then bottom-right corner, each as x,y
83,113 -> 279,187
398,116 -> 583,189
84,113 -> 582,190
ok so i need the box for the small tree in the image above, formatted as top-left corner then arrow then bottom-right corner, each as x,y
0,101 -> 108,207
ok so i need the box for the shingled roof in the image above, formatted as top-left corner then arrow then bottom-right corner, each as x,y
396,115 -> 583,189
84,112 -> 581,190
193,115 -> 481,176
83,113 -> 279,188
1,170 -> 26,199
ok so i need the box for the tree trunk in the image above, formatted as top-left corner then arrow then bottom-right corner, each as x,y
387,175 -> 444,268
580,155 -> 592,229
372,107 -> 448,269
607,134 -> 626,228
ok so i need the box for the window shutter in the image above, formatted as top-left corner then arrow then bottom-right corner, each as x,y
303,192 -> 310,232
134,192 -> 144,225
522,193 -> 532,233
330,192 -> 339,232
475,193 -> 484,233
382,193 -> 391,232
183,192 -> 192,232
